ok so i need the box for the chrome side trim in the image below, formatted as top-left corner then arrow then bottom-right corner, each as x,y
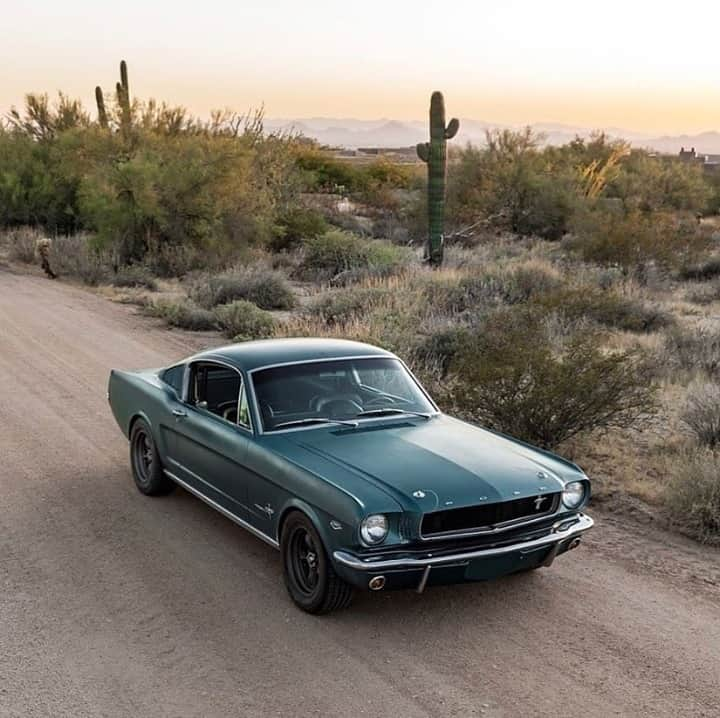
332,514 -> 594,571
164,469 -> 279,549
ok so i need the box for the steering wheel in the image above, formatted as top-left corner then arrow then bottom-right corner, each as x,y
309,393 -> 362,413
316,398 -> 363,419
216,399 -> 239,422
363,396 -> 398,409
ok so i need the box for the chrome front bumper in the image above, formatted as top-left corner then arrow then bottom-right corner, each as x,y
333,513 -> 594,572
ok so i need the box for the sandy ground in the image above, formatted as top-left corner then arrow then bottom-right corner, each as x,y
1,267 -> 719,718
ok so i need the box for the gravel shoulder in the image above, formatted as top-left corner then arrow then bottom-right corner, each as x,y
1,268 -> 719,718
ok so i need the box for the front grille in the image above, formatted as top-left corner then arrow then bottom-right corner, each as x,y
421,493 -> 559,538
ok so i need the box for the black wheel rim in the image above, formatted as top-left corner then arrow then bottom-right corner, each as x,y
132,430 -> 153,484
288,526 -> 321,596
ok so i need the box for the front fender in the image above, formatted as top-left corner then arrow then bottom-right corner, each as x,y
275,497 -> 358,554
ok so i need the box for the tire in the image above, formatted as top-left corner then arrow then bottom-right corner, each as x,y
129,418 -> 174,496
281,511 -> 354,614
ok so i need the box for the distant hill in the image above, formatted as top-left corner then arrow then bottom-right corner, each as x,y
639,132 -> 720,155
264,116 -> 719,155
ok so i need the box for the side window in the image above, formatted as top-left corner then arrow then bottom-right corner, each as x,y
187,362 -> 251,430
161,365 -> 185,397
238,384 -> 251,429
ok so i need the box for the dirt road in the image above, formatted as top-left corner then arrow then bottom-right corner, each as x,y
1,269 -> 719,718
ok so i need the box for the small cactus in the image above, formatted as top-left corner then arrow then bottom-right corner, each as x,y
95,86 -> 108,128
416,91 -> 459,266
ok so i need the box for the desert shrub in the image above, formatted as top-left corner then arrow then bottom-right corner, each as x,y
47,233 -> 109,285
110,264 -> 158,290
310,287 -> 395,325
569,209 -> 709,273
4,226 -> 41,263
146,299 -> 217,331
213,300 -> 276,340
680,383 -> 720,447
677,256 -> 720,282
535,287 -> 671,333
610,151 -> 712,214
446,307 -> 657,448
662,326 -> 720,378
189,267 -> 295,310
413,326 -> 466,376
685,283 -> 720,305
665,450 -> 720,545
423,261 -> 562,316
271,207 -> 328,252
446,129 -> 583,240
300,230 -> 411,280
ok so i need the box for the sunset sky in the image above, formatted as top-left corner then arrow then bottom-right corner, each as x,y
2,0 -> 719,135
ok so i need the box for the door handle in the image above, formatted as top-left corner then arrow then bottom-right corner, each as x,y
172,408 -> 187,418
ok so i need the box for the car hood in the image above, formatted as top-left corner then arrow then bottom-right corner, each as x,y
265,415 -> 584,512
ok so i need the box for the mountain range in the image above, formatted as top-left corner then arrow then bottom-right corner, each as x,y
263,117 -> 720,155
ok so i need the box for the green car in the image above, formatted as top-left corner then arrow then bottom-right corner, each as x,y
108,338 -> 593,613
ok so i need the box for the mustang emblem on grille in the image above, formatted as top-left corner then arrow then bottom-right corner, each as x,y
534,495 -> 547,511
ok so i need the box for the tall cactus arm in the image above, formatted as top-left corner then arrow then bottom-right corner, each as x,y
120,60 -> 129,97
95,86 -> 108,128
416,142 -> 430,163
445,118 -> 460,140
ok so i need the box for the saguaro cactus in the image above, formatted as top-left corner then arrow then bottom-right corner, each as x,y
95,86 -> 108,128
116,60 -> 131,133
416,91 -> 459,266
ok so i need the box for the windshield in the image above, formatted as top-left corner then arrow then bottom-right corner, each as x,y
251,357 -> 436,432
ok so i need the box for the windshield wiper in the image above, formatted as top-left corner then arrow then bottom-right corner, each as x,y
354,408 -> 433,420
272,417 -> 359,429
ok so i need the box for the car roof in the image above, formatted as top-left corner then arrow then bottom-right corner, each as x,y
188,338 -> 395,373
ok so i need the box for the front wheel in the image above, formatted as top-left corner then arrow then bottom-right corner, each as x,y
281,511 -> 354,614
129,418 -> 174,496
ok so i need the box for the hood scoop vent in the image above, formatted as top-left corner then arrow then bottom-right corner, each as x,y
331,422 -> 414,436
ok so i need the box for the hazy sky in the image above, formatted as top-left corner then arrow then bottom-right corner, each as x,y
2,0 -> 719,134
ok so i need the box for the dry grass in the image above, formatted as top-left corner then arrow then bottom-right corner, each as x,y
7,226 -> 720,543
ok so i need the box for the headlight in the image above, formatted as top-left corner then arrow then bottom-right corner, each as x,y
562,481 -> 586,509
360,514 -> 389,545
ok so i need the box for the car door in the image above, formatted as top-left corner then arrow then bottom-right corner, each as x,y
166,360 -> 252,519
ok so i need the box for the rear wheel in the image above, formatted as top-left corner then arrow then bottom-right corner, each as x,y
281,511 -> 354,614
129,418 -> 174,496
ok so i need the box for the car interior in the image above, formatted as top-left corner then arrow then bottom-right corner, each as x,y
252,358 -> 431,431
188,362 -> 250,428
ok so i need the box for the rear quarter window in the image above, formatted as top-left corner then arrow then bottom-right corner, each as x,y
161,365 -> 185,396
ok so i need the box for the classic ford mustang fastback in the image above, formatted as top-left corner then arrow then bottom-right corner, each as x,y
109,338 -> 593,613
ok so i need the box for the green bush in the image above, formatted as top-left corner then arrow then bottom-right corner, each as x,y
662,327 -> 720,378
300,230 -> 410,280
214,300 -> 276,340
110,264 -> 158,290
677,257 -> 720,281
681,383 -> 720,448
146,299 -> 216,331
568,209 -> 709,272
423,262 -> 561,315
446,307 -> 657,448
48,233 -> 109,285
270,207 -> 328,252
310,287 -> 394,325
665,450 -> 720,545
535,287 -> 671,333
189,267 -> 295,310
4,226 -> 41,263
685,283 -> 720,305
